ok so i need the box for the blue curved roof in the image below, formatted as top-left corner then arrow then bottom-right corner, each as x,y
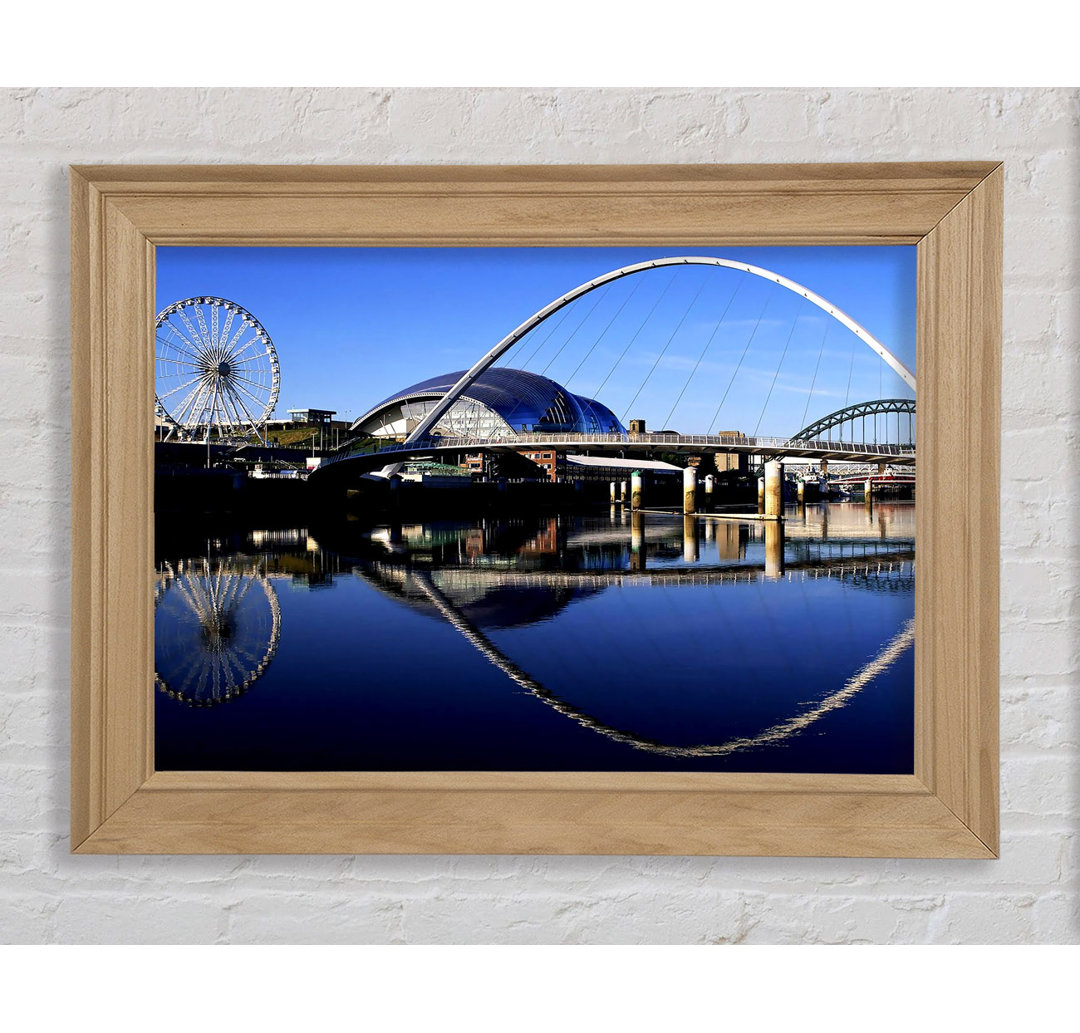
355,368 -> 625,436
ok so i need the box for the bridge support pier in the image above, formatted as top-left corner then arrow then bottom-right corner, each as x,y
704,474 -> 714,510
631,471 -> 643,511
764,460 -> 783,519
610,481 -> 617,504
683,465 -> 697,515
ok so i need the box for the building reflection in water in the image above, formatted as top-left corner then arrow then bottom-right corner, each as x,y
155,503 -> 915,772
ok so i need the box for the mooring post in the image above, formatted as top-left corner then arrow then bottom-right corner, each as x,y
631,470 -> 643,511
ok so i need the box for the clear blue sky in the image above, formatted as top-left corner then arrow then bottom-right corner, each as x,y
156,245 -> 915,437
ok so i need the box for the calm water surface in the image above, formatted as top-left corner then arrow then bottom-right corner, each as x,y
154,502 -> 915,773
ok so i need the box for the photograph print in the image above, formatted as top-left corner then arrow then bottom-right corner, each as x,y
152,244 -> 917,774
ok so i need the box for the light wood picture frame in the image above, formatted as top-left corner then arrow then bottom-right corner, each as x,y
70,163 -> 1001,857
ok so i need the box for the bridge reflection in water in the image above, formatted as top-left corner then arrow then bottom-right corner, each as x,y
154,503 -> 915,774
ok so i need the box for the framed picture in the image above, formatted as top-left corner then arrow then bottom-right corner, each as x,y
70,163 -> 1001,856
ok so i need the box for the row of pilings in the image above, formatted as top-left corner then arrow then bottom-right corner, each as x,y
608,460 -> 785,519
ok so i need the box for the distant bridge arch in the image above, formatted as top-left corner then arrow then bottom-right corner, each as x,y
792,398 -> 916,443
400,256 -> 917,450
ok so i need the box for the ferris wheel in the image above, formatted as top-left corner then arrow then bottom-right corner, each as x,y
155,296 -> 280,444
154,559 -> 282,708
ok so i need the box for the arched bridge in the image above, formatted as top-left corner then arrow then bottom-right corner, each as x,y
792,398 -> 916,444
313,255 -> 917,481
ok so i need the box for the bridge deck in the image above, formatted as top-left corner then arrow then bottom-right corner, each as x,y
317,431 -> 916,476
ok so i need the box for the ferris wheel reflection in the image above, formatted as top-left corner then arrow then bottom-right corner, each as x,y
154,558 -> 281,707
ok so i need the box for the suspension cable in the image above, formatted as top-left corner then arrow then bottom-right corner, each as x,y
591,270 -> 679,401
844,335 -> 857,407
798,320 -> 830,433
619,273 -> 710,425
506,302 -> 573,371
539,289 -> 608,378
562,274 -> 646,391
659,275 -> 743,432
753,309 -> 802,437
707,292 -> 772,434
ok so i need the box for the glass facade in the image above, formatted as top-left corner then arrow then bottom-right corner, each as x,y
352,368 -> 626,440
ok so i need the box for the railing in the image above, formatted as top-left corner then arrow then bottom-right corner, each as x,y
321,431 -> 916,469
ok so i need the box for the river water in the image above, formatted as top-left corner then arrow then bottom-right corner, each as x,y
154,502 -> 915,773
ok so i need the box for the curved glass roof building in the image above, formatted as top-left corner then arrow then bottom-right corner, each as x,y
351,368 -> 625,439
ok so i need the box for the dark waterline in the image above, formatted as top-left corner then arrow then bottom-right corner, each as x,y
154,503 -> 915,774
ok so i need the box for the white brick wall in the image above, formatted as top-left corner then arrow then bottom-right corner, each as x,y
1,87 -> 1075,944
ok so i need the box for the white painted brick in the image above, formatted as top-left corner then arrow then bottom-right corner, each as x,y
51,892 -> 229,944
0,86 -> 1077,945
741,892 -> 947,944
936,893 -> 1041,943
226,893 -> 407,945
1001,758 -> 1076,818
1001,687 -> 1079,750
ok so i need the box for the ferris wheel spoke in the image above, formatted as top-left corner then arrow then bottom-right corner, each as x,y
229,372 -> 277,398
227,335 -> 269,361
172,379 -> 210,427
199,383 -> 220,439
176,576 -> 213,624
228,373 -> 274,397
176,378 -> 214,428
156,356 -> 203,372
230,573 -> 256,607
232,388 -> 274,424
216,308 -> 236,349
229,391 -> 257,434
225,649 -> 254,686
173,647 -> 210,697
176,309 -> 207,351
157,337 -> 205,369
216,396 -> 240,434
193,305 -> 214,349
222,394 -> 248,434
225,351 -> 272,372
157,374 -> 204,402
159,319 -> 200,346
156,334 -> 204,362
226,321 -> 250,351
224,383 -> 264,429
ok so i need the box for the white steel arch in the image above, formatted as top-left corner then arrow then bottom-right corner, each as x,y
400,256 -> 916,450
